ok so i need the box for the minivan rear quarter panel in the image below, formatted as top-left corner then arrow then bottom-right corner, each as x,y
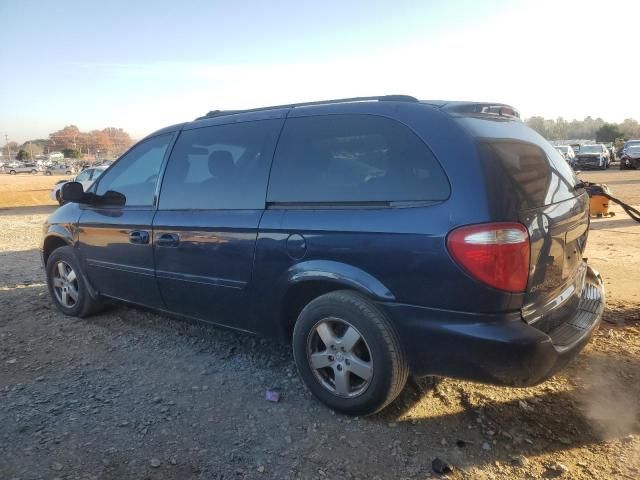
249,103 -> 528,338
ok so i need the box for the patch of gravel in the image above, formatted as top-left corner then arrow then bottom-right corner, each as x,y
1,210 -> 639,479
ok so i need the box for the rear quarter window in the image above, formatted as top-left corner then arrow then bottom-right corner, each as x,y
267,114 -> 450,204
458,117 -> 578,211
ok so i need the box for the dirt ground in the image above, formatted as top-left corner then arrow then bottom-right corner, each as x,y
0,173 -> 66,208
0,169 -> 638,480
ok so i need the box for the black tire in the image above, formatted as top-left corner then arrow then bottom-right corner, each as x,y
45,170 -> 52,175
46,246 -> 103,317
31,169 -> 37,174
9,170 -> 16,175
292,290 -> 408,416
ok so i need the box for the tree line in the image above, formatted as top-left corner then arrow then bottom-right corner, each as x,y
3,125 -> 134,161
525,116 -> 640,144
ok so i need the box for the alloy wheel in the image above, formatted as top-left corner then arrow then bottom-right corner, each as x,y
306,317 -> 373,398
52,260 -> 79,308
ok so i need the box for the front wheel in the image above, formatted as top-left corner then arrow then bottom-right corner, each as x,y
9,170 -> 16,175
46,246 -> 103,317
292,290 -> 408,416
31,169 -> 37,174
45,170 -> 52,175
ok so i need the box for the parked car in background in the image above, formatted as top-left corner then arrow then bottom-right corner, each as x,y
619,139 -> 640,160
43,164 -> 73,175
570,143 -> 582,155
42,96 -> 604,415
3,162 -> 39,174
50,166 -> 107,204
554,145 -> 575,163
573,144 -> 609,170
620,145 -> 640,170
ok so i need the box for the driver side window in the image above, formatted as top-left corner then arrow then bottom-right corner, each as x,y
95,134 -> 171,206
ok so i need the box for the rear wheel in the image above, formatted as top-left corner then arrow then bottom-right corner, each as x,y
45,170 -> 52,175
9,170 -> 16,175
31,169 -> 37,174
292,290 -> 408,416
46,246 -> 103,317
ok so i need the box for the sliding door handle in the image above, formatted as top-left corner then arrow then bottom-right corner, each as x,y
156,233 -> 180,247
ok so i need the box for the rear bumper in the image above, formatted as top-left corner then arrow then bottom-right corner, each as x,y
380,267 -> 604,387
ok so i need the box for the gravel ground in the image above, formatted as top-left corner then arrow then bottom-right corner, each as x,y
1,170 -> 639,480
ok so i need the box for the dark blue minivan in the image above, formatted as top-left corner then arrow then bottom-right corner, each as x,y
42,95 -> 604,415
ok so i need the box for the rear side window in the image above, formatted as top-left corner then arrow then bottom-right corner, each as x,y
159,120 -> 282,210
267,115 -> 450,204
458,116 -> 578,210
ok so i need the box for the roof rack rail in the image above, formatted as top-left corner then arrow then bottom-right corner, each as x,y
196,95 -> 419,120
441,102 -> 521,120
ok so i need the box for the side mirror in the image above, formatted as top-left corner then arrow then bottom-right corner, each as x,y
61,181 -> 85,203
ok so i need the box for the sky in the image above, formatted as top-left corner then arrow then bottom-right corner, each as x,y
1,0 -> 639,143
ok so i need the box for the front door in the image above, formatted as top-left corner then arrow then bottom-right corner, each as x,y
77,133 -> 173,307
153,118 -> 283,329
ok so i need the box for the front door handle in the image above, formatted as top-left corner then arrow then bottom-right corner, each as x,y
129,230 -> 150,244
156,233 -> 180,247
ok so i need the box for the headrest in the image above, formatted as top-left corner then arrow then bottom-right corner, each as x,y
208,150 -> 235,178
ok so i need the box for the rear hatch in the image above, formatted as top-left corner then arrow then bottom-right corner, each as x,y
453,113 -> 592,338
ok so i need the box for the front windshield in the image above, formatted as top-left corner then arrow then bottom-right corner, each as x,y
580,145 -> 601,154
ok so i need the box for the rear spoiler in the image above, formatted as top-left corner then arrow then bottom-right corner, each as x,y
438,102 -> 521,120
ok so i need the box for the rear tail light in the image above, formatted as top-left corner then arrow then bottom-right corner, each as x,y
447,222 -> 530,293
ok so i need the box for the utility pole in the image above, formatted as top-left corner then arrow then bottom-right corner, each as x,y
4,134 -> 10,161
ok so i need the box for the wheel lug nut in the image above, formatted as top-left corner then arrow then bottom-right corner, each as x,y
328,355 -> 334,362
336,364 -> 343,371
345,359 -> 350,366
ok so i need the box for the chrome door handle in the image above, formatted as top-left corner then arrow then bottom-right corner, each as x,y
129,230 -> 150,244
156,233 -> 180,247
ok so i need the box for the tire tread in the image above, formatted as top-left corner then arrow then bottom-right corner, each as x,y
294,289 -> 409,415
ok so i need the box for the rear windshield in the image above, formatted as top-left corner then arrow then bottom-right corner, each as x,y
456,117 -> 578,211
579,145 -> 601,154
